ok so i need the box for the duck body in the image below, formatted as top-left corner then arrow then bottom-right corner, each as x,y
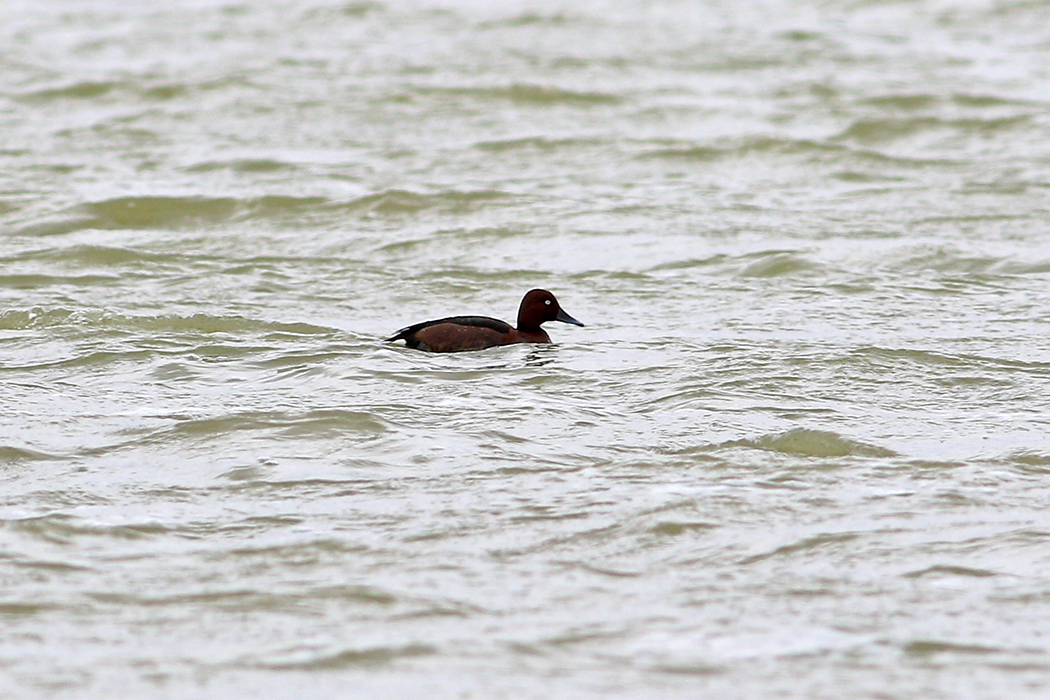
388,289 -> 583,353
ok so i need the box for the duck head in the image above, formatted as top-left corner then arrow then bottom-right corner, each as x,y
517,289 -> 584,332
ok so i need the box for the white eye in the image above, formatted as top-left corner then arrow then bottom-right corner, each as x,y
545,300 -> 551,305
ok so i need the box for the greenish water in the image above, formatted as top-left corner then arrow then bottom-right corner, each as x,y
3,1 -> 1050,698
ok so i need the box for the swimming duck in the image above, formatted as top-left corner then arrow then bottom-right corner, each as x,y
388,289 -> 584,353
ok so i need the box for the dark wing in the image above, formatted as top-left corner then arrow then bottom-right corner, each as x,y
387,315 -> 512,342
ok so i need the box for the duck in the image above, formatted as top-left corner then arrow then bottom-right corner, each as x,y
387,289 -> 583,353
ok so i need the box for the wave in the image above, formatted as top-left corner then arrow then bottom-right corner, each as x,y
834,115 -> 1032,144
648,250 -> 825,278
637,135 -> 957,167
857,92 -> 1043,112
257,643 -> 436,670
902,640 -> 1004,657
415,82 -> 622,106
0,272 -> 119,289
737,251 -> 823,278
10,195 -> 323,234
640,245 -> 1050,282
882,245 -> 1050,276
742,531 -> 860,564
903,564 -> 998,579
476,11 -> 581,29
0,445 -> 58,464
1006,451 -> 1050,474
15,80 -> 120,101
2,512 -> 155,547
3,243 -> 195,267
727,428 -> 897,458
341,188 -> 509,216
120,409 -> 389,450
11,75 -> 254,105
14,188 -> 511,235
474,136 -> 610,153
184,158 -> 298,174
0,308 -> 334,336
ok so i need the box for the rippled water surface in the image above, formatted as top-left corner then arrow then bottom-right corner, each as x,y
4,0 -> 1050,697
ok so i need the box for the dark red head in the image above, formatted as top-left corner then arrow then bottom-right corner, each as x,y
516,289 -> 584,332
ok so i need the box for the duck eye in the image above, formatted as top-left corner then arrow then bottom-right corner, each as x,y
545,300 -> 551,305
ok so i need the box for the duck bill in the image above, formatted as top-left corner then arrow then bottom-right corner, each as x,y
555,308 -> 584,327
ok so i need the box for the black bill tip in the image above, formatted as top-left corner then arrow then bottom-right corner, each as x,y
555,308 -> 584,327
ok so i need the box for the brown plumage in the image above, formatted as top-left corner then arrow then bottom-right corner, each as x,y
388,289 -> 584,353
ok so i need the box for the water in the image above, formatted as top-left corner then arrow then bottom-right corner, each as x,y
3,0 -> 1050,697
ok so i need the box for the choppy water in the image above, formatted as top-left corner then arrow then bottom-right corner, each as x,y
4,0 -> 1050,697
